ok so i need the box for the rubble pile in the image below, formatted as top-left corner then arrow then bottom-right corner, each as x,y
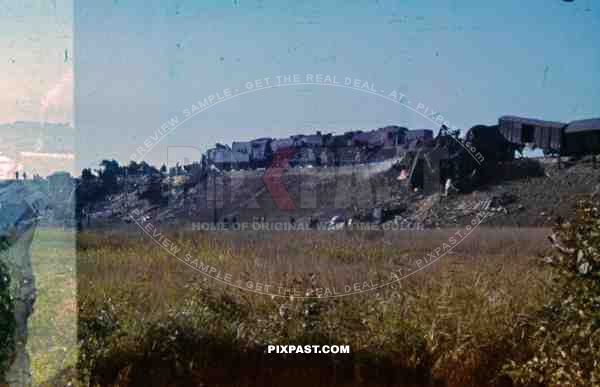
80,146 -> 600,231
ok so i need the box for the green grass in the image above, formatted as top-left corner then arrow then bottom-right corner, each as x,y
27,227 -> 78,385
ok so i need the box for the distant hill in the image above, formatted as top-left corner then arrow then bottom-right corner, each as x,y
0,121 -> 75,177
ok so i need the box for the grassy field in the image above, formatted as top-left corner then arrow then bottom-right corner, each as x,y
28,227 -> 77,386
17,225 -> 560,386
68,225 -> 557,387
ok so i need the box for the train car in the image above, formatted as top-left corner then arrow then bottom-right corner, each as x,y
562,118 -> 600,156
498,115 -> 565,154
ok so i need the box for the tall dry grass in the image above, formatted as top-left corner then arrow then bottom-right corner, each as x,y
76,226 -> 556,387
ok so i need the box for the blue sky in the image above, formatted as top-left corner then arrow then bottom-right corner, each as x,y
0,0 -> 72,124
3,0 -> 600,171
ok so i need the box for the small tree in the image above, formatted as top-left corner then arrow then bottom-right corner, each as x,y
99,159 -> 121,194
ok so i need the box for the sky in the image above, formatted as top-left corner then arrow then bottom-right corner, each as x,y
0,0 -> 72,124
0,0 -> 73,177
1,0 -> 599,172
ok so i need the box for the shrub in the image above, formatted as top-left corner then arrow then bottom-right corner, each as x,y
504,195 -> 600,387
0,256 -> 15,382
0,232 -> 17,383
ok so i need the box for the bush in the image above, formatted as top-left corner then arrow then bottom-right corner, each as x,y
504,195 -> 600,387
0,237 -> 16,382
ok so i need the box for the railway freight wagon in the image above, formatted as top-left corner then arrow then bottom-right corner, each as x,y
498,115 -> 565,155
562,118 -> 600,157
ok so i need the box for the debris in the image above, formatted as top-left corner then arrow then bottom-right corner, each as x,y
327,215 -> 345,230
372,208 -> 383,224
397,169 -> 408,180
542,256 -> 555,264
548,233 -> 575,255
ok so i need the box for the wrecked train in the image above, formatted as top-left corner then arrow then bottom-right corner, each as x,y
498,116 -> 600,158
